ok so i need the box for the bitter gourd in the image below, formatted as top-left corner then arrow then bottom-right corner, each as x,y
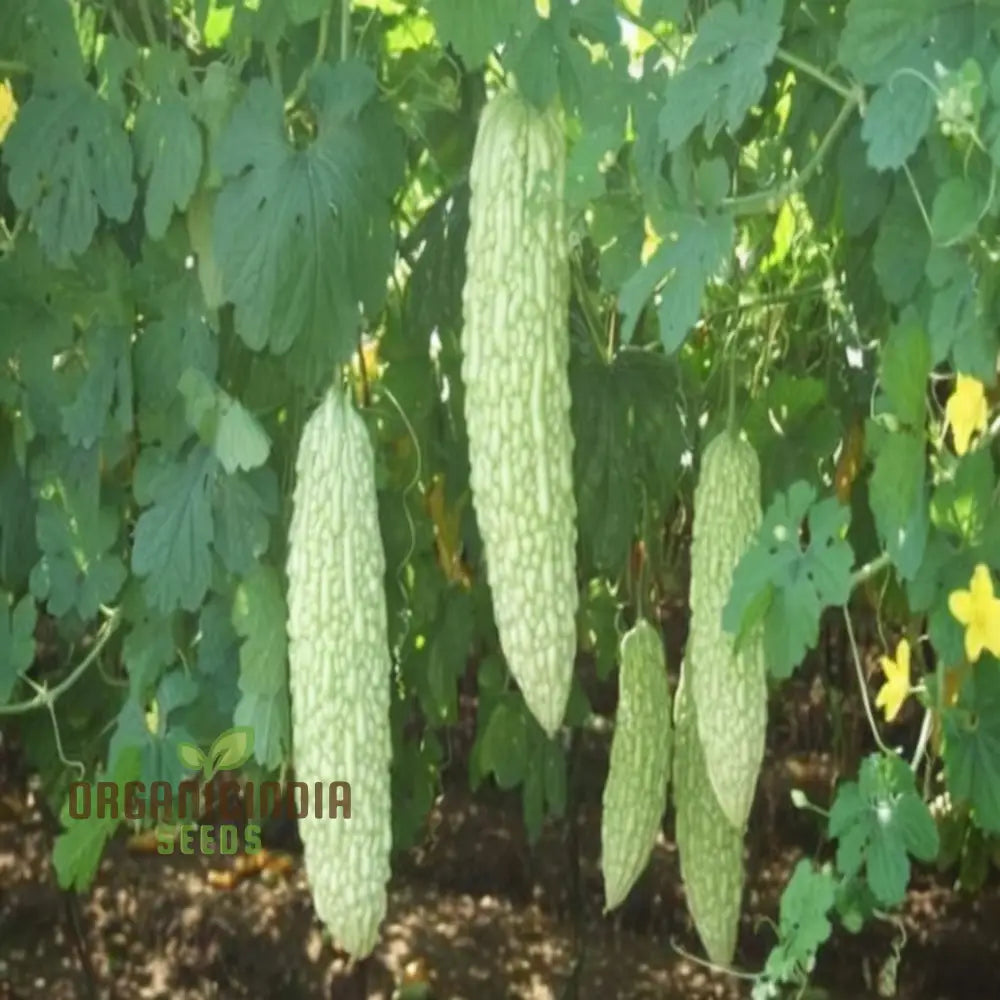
600,619 -> 673,911
687,429 -> 767,830
461,88 -> 577,737
286,388 -> 393,959
673,665 -> 744,966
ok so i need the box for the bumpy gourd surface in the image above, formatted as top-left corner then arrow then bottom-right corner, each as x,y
461,89 -> 577,737
286,389 -> 392,960
687,429 -> 767,830
673,668 -> 744,966
600,619 -> 673,911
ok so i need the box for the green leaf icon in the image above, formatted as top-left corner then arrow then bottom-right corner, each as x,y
207,726 -> 255,776
177,741 -> 207,772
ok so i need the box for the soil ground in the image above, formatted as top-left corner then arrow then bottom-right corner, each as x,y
3,726 -> 1000,999
3,614 -> 1000,999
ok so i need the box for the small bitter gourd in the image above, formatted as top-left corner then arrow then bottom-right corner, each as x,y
286,388 -> 393,959
673,665 -> 745,965
461,87 -> 577,737
600,619 -> 673,911
687,429 -> 767,830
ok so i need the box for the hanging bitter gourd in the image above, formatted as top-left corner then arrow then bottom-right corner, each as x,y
600,619 -> 673,911
286,388 -> 393,960
687,429 -> 767,830
673,666 -> 744,966
461,87 -> 577,737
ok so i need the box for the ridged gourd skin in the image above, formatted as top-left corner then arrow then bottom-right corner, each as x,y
673,667 -> 744,966
600,619 -> 673,911
461,88 -> 577,738
687,429 -> 767,830
286,389 -> 393,960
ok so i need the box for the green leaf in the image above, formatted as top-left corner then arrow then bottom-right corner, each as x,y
868,426 -> 928,579
0,437 -> 39,590
762,860 -> 836,988
828,754 -> 938,906
926,251 -> 979,363
158,668 -> 201,720
659,0 -> 783,149
213,64 -> 403,378
931,449 -> 996,545
61,325 -> 134,449
212,470 -> 275,576
543,739 -> 567,817
566,125 -> 622,212
834,876 -> 876,934
1,0 -> 87,82
838,124 -> 891,236
507,17 -> 561,109
522,755 -> 545,844
30,475 -> 127,621
744,373 -> 842,500
943,663 -> 1000,833
4,81 -> 136,264
589,195 -> 645,293
122,610 -> 177,701
231,563 -> 288,696
829,780 -> 865,840
895,790 -> 940,861
618,211 -> 734,350
724,483 -> 854,678
930,177 -> 981,246
134,289 -> 218,449
880,321 -> 930,427
861,74 -> 934,171
391,730 -> 442,851
578,579 -> 621,680
214,398 -> 271,475
233,688 -> 289,771
287,0 -> 328,25
571,348 -> 684,573
427,0 -> 530,67
131,446 -> 216,613
0,593 -> 37,704
134,81 -> 203,240
178,369 -> 271,475
570,358 -> 635,572
837,0 -> 937,84
873,187 -> 930,305
563,0 -> 620,45
53,746 -> 142,892
230,563 -> 289,768
480,698 -> 530,789
643,0 -> 687,22
866,825 -> 911,905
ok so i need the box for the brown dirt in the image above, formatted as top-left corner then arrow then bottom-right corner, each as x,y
3,718 -> 1000,1000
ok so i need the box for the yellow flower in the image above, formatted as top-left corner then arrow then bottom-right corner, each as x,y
0,80 -> 17,144
875,638 -> 911,723
945,374 -> 988,456
640,216 -> 662,265
948,563 -> 1000,662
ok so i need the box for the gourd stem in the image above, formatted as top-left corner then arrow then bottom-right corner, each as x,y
726,350 -> 737,435
0,609 -> 123,716
283,6 -> 332,110
340,0 -> 352,60
842,606 -> 892,756
910,708 -> 933,773
356,334 -> 371,408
